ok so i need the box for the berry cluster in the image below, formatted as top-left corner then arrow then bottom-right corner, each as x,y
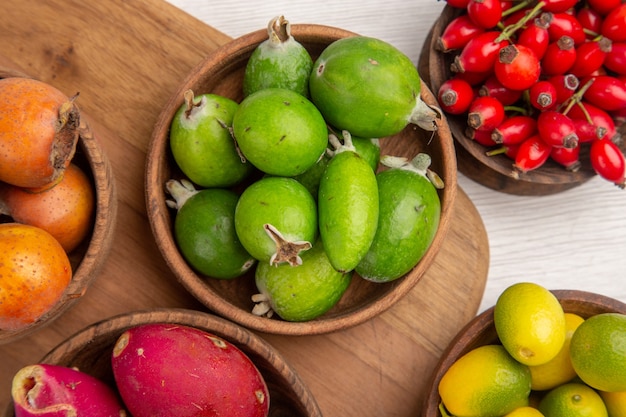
436,0 -> 626,188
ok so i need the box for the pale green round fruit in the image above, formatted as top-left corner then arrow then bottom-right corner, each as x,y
232,88 -> 328,177
169,91 -> 253,187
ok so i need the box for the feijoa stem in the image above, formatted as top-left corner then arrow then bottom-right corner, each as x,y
264,223 -> 312,266
409,96 -> 442,132
165,178 -> 199,210
381,153 -> 445,189
268,15 -> 291,44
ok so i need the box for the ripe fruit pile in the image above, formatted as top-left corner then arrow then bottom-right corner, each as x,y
11,323 -> 270,417
436,0 -> 626,188
438,282 -> 626,417
0,77 -> 96,331
166,16 -> 444,322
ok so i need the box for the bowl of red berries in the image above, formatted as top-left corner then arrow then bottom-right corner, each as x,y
418,0 -> 626,195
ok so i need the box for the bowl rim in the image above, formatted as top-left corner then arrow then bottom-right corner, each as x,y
145,23 -> 458,335
36,308 -> 323,417
421,289 -> 626,416
0,66 -> 118,344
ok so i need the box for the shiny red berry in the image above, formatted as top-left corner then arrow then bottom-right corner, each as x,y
542,36 -> 577,75
494,44 -> 541,90
542,0 -> 578,13
438,78 -> 475,115
467,0 -> 503,29
550,145 -> 581,171
517,14 -> 552,60
569,38 -> 611,77
573,118 -> 609,143
576,7 -> 603,35
446,0 -> 471,8
479,75 -> 523,105
601,4 -> 626,42
514,134 -> 552,173
437,14 -> 485,52
604,42 -> 626,75
549,12 -> 586,45
529,80 -> 558,111
451,31 -> 508,73
467,95 -> 506,132
466,126 -> 498,146
537,110 -> 579,148
583,75 -> 626,111
547,74 -> 580,106
567,101 -> 618,141
587,0 -> 622,16
590,138 -> 626,187
491,115 -> 538,146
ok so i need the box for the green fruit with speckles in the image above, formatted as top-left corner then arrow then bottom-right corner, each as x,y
232,88 -> 328,177
351,136 -> 380,171
169,91 -> 253,188
355,156 -> 441,282
309,36 -> 441,138
234,176 -> 317,266
318,133 -> 378,273
166,180 -> 256,280
243,16 -> 313,97
292,152 -> 330,200
253,239 -> 352,322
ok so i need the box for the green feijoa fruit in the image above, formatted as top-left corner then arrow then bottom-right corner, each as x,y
318,131 -> 379,273
232,88 -> 328,177
356,153 -> 442,282
309,36 -> 442,138
169,90 -> 253,188
243,15 -> 313,98
166,179 -> 256,279
351,136 -> 380,171
292,151 -> 330,200
252,239 -> 352,322
234,176 -> 317,266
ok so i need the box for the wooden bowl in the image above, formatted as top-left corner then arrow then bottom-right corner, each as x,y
421,289 -> 626,416
0,61 -> 118,344
418,5 -> 626,196
2,309 -> 322,417
145,24 -> 457,335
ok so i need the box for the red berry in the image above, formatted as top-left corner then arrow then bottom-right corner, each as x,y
587,0 -> 622,16
467,0 -> 503,29
494,44 -> 541,90
590,138 -> 626,187
550,145 -> 581,171
542,36 -> 577,75
491,115 -> 538,146
583,75 -> 626,111
601,4 -> 626,42
549,12 -> 586,45
604,42 -> 626,75
451,31 -> 508,73
437,14 -> 485,52
479,75 -> 523,105
567,101 -> 618,141
573,118 -> 609,143
576,7 -> 604,35
542,0 -> 578,14
537,110 -> 579,148
529,80 -> 558,111
467,95 -> 506,132
466,126 -> 498,146
517,14 -> 552,60
454,69 -> 493,86
569,38 -> 611,77
547,74 -> 580,106
438,78 -> 475,115
514,134 -> 552,173
446,0 -> 471,8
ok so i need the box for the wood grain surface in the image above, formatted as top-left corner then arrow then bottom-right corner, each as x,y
0,1 -> 489,415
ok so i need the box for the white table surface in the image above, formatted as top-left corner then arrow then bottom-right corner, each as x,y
165,0 -> 626,313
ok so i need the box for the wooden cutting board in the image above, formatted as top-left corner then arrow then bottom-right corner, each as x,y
0,1 -> 489,415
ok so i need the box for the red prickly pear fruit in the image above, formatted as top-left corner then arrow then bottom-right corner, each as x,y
111,323 -> 270,417
11,363 -> 127,417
